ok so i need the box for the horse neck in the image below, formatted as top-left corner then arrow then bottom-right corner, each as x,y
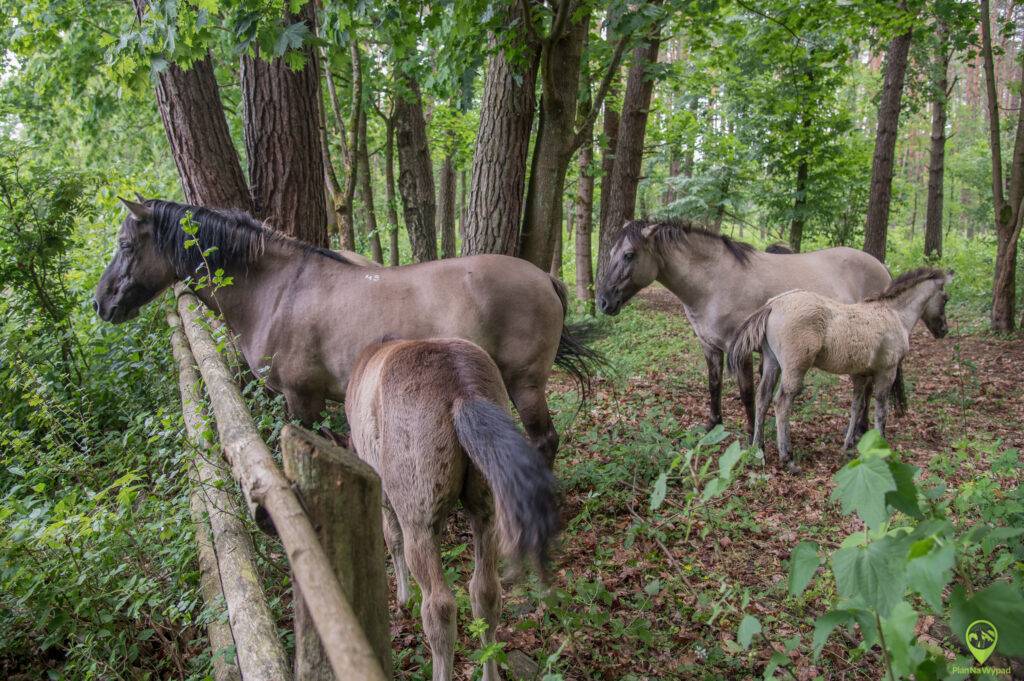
883,282 -> 938,334
656,238 -> 739,306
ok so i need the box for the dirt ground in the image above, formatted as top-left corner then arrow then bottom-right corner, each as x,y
390,286 -> 1024,680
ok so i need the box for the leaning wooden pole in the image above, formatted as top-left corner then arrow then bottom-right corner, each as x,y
174,286 -> 390,681
168,312 -> 289,681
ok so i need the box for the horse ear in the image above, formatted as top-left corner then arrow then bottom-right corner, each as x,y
944,269 -> 955,284
640,223 -> 658,240
119,196 -> 152,221
134,192 -> 148,203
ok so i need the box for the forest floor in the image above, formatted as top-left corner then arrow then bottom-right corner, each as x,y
389,285 -> 1023,681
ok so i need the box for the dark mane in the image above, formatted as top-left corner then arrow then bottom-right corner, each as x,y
865,267 -> 947,302
619,218 -> 757,266
145,199 -> 354,278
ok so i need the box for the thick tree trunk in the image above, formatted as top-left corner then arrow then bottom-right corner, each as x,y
520,7 -> 588,268
357,109 -> 384,263
438,153 -> 457,258
789,158 -> 808,252
598,38 -> 661,277
131,1 -> 252,212
394,77 -> 437,262
924,56 -> 947,260
597,103 -> 620,237
576,138 -> 595,314
461,6 -> 539,256
458,168 -> 467,240
863,22 -> 913,263
383,114 -> 401,266
549,224 -> 563,277
240,1 -> 327,246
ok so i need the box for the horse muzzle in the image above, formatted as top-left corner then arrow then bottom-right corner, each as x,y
597,293 -> 622,316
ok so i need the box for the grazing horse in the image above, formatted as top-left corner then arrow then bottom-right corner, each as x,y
596,219 -> 892,434
728,268 -> 952,471
94,198 -> 601,463
346,337 -> 558,681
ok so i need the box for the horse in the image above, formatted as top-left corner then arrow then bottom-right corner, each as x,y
595,219 -> 893,435
94,198 -> 601,463
728,267 -> 952,471
346,337 -> 558,681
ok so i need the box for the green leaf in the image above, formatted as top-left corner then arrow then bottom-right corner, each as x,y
880,601 -> 924,679
701,476 -> 729,502
856,428 -> 889,457
812,609 -> 855,660
906,541 -> 954,612
737,614 -> 761,650
698,424 -> 728,447
950,582 -> 1024,658
763,651 -> 790,680
274,21 -> 309,57
831,455 -> 897,529
832,534 -> 906,617
885,459 -> 922,519
788,541 -> 820,597
717,440 -> 744,479
649,472 -> 668,511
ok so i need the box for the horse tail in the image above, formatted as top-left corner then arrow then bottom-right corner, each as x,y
453,397 -> 559,570
890,361 -> 907,416
549,275 -> 606,403
728,304 -> 773,375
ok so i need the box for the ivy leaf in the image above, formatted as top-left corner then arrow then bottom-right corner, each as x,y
812,609 -> 855,660
832,534 -> 906,617
788,541 -> 820,597
831,455 -> 896,529
737,614 -> 761,650
950,582 -> 1024,658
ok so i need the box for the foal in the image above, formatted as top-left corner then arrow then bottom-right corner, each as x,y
345,338 -> 559,681
729,268 -> 952,471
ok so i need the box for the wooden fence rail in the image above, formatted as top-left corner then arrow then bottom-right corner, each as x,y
169,286 -> 391,681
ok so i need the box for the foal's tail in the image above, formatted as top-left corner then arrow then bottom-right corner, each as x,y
453,398 -> 559,570
728,304 -> 773,375
890,361 -> 907,416
550,275 -> 606,403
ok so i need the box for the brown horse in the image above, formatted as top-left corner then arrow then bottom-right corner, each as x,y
596,219 -> 893,436
346,337 -> 558,681
728,268 -> 952,471
94,198 -> 600,462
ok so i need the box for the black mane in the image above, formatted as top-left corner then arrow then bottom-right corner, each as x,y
865,267 -> 947,302
619,218 -> 756,266
145,199 -> 353,278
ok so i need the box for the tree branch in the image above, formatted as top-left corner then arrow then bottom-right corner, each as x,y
571,35 -> 629,152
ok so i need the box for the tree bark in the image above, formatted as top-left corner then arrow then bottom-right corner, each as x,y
131,1 -> 252,212
789,157 -> 808,252
519,4 -> 588,268
576,137 -> 595,314
382,111 -> 401,266
598,103 -> 620,237
598,38 -> 661,277
461,5 -> 540,256
357,109 -> 384,263
241,1 -> 327,246
394,76 -> 437,262
438,153 -> 458,258
863,20 -> 913,263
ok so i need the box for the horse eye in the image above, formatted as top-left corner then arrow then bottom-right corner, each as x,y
624,252 -> 635,261
119,240 -> 132,252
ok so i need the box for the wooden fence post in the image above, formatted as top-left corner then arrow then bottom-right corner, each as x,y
281,425 -> 393,681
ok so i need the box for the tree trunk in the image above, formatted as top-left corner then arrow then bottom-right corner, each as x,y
383,113 -> 401,266
357,109 -> 384,263
549,224 -> 563,278
323,54 -> 356,249
519,7 -> 588,268
240,1 -> 327,246
598,38 -> 661,277
438,153 -> 457,258
461,6 -> 539,256
923,50 -> 947,261
789,158 -> 808,252
863,21 -> 913,263
458,168 -> 467,240
597,103 -> 620,238
576,138 -> 595,314
394,76 -> 437,262
131,1 -> 252,212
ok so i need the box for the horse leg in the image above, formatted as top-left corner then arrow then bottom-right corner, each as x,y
403,525 -> 456,681
466,503 -> 502,681
284,390 -> 348,447
754,347 -> 781,451
508,384 -> 558,467
855,377 -> 873,439
700,342 -> 724,431
735,352 -> 756,438
775,370 -> 805,474
382,501 -> 411,607
872,368 -> 898,440
843,376 -> 870,454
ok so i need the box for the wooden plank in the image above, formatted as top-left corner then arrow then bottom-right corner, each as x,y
169,312 -> 290,681
174,288 -> 389,681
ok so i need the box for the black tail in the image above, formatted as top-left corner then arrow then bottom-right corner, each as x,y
890,361 -> 907,416
453,398 -> 559,570
549,275 -> 606,402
